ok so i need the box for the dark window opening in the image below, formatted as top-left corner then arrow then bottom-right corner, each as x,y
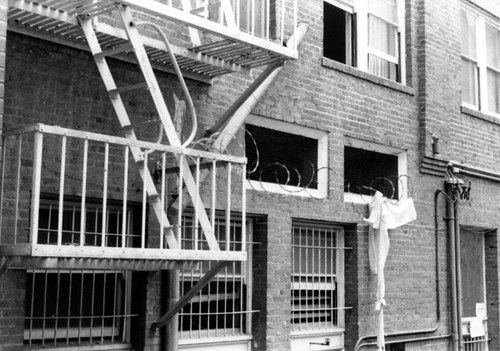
386,343 -> 405,351
37,194 -> 142,248
24,270 -> 131,346
344,146 -> 399,199
178,215 -> 250,336
245,124 -> 318,189
324,2 -> 354,65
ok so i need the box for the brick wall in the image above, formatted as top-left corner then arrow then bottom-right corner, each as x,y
0,270 -> 25,351
2,0 -> 500,350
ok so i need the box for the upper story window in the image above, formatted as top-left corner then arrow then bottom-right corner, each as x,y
323,0 -> 406,83
343,139 -> 407,203
461,6 -> 500,116
245,116 -> 328,198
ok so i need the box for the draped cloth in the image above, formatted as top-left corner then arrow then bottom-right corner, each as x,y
364,191 -> 417,350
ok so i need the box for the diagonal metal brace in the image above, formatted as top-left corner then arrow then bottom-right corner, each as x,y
0,257 -> 12,280
151,261 -> 232,330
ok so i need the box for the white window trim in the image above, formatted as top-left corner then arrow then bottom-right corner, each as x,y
461,4 -> 500,118
246,115 -> 328,199
343,138 -> 408,204
324,0 -> 406,84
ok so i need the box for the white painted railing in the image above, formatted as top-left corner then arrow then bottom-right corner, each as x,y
0,124 -> 247,262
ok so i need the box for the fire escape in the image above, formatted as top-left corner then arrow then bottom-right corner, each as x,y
0,0 -> 304,341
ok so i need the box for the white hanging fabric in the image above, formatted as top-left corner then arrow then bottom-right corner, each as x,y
364,191 -> 417,350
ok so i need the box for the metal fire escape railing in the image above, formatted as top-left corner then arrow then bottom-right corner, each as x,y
7,0 -> 299,80
0,124 -> 247,263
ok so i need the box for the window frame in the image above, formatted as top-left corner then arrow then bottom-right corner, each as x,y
178,216 -> 253,341
245,115 -> 329,199
36,194 -> 141,248
323,0 -> 406,84
343,138 -> 408,204
460,4 -> 500,117
24,269 -> 133,348
290,220 -> 345,335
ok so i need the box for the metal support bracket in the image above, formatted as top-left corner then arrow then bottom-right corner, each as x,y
151,261 -> 232,330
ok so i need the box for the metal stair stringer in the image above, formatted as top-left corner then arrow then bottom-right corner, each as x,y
79,5 -> 221,251
79,16 -> 179,250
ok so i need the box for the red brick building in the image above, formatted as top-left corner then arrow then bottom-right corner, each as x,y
0,1 -> 499,351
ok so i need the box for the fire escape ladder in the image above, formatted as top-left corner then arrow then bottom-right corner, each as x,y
79,4 -> 220,251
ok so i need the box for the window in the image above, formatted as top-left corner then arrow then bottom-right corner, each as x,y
178,216 -> 252,340
323,0 -> 405,83
291,221 -> 345,333
343,140 -> 407,203
460,227 -> 489,350
461,6 -> 500,116
25,269 -> 132,347
37,195 -> 141,248
245,115 -> 328,198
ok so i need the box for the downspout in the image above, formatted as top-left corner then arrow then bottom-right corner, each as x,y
445,184 -> 459,351
354,189 -> 444,350
453,188 -> 464,351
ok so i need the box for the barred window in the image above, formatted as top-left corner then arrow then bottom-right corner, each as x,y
291,221 -> 345,332
37,195 -> 141,247
24,269 -> 133,347
179,216 -> 252,339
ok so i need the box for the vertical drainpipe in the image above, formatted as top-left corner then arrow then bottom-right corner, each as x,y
454,194 -> 464,351
0,0 -> 7,182
445,184 -> 459,351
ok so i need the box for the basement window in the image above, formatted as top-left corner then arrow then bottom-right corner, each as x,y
245,116 -> 328,198
291,221 -> 345,333
178,216 -> 252,339
343,141 -> 407,203
25,270 -> 133,347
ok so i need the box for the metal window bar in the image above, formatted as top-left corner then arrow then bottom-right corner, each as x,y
24,269 -> 134,346
38,200 -> 134,247
463,335 -> 488,351
291,223 -> 345,331
179,217 -> 251,339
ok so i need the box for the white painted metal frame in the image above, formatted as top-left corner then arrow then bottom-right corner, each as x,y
8,0 -> 298,77
0,123 -> 247,262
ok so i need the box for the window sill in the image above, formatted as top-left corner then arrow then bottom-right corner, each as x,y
321,57 -> 414,95
291,327 -> 345,337
25,343 -> 132,351
247,180 -> 327,199
178,334 -> 252,347
461,105 -> 500,125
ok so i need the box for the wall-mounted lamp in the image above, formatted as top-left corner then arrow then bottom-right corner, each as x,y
431,133 -> 439,155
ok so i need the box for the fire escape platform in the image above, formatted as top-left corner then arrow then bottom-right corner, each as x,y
7,0 -> 299,80
0,124 -> 248,270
